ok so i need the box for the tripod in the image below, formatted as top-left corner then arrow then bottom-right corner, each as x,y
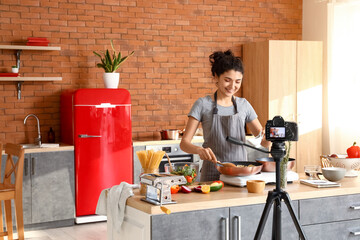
254,141 -> 307,240
225,137 -> 307,240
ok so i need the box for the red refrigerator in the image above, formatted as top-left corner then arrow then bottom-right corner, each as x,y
61,89 -> 133,223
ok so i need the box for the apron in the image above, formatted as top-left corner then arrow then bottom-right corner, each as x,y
200,91 -> 247,181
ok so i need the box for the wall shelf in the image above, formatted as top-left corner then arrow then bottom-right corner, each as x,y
0,44 -> 62,99
0,45 -> 61,51
0,77 -> 62,81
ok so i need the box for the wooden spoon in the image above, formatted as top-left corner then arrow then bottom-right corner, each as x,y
165,153 -> 174,172
216,161 -> 236,167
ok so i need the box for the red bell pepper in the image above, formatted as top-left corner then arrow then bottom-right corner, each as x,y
347,142 -> 360,158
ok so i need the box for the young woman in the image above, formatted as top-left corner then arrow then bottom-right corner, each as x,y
180,50 -> 269,181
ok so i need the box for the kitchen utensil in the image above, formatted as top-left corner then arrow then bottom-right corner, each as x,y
327,155 -> 360,177
304,165 -> 321,180
165,153 -> 173,172
246,180 -> 265,193
140,173 -> 187,206
216,161 -> 236,167
256,157 -> 296,172
216,161 -> 263,176
160,129 -> 181,140
321,167 -> 346,182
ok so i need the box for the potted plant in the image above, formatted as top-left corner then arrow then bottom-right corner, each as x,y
11,65 -> 19,73
93,40 -> 134,88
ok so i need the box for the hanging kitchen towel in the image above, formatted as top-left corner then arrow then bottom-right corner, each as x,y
96,182 -> 139,240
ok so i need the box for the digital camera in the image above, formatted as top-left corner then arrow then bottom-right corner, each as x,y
265,116 -> 298,142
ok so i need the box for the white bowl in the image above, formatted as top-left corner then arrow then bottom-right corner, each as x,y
328,155 -> 360,177
321,167 -> 346,181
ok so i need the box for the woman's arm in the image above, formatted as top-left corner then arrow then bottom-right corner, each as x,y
180,117 -> 217,163
247,118 -> 271,148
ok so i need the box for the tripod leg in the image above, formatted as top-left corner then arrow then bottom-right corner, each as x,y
272,197 -> 282,240
281,192 -> 308,240
254,191 -> 277,240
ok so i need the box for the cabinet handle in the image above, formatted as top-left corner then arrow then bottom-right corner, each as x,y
235,215 -> 241,240
31,157 -> 35,175
350,205 -> 360,210
24,158 -> 28,176
350,231 -> 360,235
222,217 -> 229,240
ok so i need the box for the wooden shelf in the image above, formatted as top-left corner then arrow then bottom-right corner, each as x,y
0,45 -> 61,51
0,77 -> 62,81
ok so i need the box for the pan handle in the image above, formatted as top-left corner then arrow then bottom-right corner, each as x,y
226,136 -> 270,154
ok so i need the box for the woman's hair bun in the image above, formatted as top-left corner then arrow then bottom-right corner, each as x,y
209,49 -> 243,77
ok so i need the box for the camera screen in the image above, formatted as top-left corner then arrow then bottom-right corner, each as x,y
269,127 -> 285,138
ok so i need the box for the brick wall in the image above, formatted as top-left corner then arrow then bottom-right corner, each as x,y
0,0 -> 302,144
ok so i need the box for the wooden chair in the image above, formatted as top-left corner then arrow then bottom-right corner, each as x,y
0,143 -> 25,240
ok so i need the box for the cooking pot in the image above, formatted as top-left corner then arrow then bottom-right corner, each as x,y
216,161 -> 263,176
255,157 -> 295,172
160,129 -> 181,140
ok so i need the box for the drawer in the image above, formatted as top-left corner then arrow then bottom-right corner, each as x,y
300,194 -> 360,225
303,218 -> 360,240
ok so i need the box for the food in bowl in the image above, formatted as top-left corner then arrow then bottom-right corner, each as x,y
321,167 -> 346,182
164,162 -> 199,184
328,155 -> 360,177
216,161 -> 263,176
256,157 -> 295,172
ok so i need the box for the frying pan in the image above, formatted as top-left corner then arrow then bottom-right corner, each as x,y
216,161 -> 263,176
256,157 -> 295,172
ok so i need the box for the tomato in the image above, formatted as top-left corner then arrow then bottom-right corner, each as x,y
170,185 -> 180,194
347,142 -> 360,158
185,175 -> 193,184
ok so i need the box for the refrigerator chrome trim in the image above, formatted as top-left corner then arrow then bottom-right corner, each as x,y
74,104 -> 131,107
78,134 -> 102,138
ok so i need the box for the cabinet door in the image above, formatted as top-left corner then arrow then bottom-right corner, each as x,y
303,218 -> 360,240
30,151 -> 75,223
296,41 -> 323,171
230,201 -> 299,240
151,207 -> 229,240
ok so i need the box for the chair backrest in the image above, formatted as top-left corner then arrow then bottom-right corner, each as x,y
4,143 -> 25,191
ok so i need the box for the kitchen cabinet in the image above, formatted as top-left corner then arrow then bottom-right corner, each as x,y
122,201 -> 299,240
242,40 -> 323,171
299,194 -> 360,239
1,150 -> 75,229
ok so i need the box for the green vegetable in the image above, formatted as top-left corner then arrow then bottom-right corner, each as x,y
210,181 -> 223,192
170,164 -> 197,185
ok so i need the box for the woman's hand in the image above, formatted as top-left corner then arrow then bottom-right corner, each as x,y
197,147 -> 217,163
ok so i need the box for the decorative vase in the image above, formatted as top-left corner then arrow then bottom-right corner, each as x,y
280,161 -> 287,189
103,72 -> 119,88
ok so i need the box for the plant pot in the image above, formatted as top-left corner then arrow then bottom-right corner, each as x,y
12,67 -> 19,73
103,72 -> 119,88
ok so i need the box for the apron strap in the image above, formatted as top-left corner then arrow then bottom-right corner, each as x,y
213,91 -> 238,115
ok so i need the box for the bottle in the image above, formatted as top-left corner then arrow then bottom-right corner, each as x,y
48,127 -> 55,143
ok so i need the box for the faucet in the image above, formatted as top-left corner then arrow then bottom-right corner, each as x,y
24,114 -> 41,146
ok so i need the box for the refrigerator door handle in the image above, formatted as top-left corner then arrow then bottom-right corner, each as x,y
78,134 -> 102,138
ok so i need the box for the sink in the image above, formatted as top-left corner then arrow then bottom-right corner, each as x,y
20,143 -> 60,149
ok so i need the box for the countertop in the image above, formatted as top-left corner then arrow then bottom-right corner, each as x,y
127,173 -> 360,215
132,136 -> 204,146
1,144 -> 74,155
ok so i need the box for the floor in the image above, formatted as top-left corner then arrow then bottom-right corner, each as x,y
8,222 -> 107,240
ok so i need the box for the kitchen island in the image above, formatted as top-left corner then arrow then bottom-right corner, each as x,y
121,175 -> 360,240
